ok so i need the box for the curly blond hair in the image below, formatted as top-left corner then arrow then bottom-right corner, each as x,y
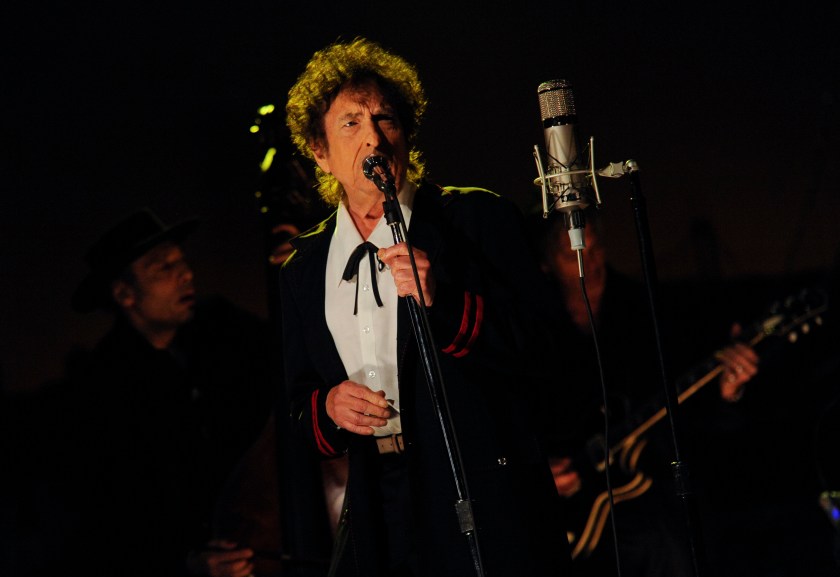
285,37 -> 428,206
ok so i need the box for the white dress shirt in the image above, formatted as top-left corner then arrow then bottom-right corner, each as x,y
325,184 -> 416,436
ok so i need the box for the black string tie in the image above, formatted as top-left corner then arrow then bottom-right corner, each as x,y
342,241 -> 385,315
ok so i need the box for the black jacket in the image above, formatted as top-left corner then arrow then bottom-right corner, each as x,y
53,297 -> 277,577
280,182 -> 574,576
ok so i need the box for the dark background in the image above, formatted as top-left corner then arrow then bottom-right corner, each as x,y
3,1 -> 839,394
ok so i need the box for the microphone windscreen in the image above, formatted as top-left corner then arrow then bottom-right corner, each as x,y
538,79 -> 576,123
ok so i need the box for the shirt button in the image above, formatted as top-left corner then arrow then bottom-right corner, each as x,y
368,370 -> 376,378
362,284 -> 370,292
363,326 -> 371,334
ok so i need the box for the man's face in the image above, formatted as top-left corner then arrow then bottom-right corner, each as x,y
115,242 -> 196,332
311,81 -> 409,203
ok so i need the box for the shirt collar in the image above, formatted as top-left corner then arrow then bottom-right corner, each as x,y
333,182 -> 417,286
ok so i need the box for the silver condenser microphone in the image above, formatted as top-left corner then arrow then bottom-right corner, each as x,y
534,79 -> 600,251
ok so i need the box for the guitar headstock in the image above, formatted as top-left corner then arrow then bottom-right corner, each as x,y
755,286 -> 829,345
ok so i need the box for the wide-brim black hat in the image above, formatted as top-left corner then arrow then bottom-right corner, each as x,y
72,208 -> 199,313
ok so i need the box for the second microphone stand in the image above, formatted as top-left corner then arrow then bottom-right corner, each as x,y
364,160 -> 486,577
623,161 -> 707,577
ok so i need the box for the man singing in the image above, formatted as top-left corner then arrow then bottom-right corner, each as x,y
279,37 -> 575,576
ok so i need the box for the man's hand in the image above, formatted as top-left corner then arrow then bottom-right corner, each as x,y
377,243 -> 435,305
268,223 -> 301,266
716,323 -> 759,402
326,381 -> 392,435
548,456 -> 582,497
186,539 -> 254,577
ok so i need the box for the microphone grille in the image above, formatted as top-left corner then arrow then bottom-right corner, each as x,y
537,79 -> 576,121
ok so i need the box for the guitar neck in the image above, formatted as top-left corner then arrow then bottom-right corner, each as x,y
609,327 -> 772,453
609,294 -> 827,455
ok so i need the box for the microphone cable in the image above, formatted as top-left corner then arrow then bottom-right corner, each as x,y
576,248 -> 624,577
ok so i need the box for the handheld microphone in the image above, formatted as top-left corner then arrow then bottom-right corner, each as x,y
534,79 -> 599,252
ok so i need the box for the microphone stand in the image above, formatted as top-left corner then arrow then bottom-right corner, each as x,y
365,161 -> 486,577
623,161 -> 707,577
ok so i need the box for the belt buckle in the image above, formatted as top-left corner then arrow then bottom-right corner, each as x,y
376,433 -> 405,455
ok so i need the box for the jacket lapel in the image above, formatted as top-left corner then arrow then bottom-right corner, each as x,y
285,213 -> 349,385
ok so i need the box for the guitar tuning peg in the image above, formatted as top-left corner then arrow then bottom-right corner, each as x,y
802,323 -> 811,334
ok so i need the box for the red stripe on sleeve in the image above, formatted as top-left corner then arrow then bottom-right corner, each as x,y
442,291 -> 472,354
311,389 -> 336,456
453,294 -> 483,358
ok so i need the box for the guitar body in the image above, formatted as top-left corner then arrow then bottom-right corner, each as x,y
559,433 -> 656,560
556,285 -> 829,562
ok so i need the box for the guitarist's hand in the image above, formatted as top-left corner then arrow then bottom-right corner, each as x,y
548,456 -> 582,497
716,323 -> 759,402
186,538 -> 255,577
269,223 -> 301,266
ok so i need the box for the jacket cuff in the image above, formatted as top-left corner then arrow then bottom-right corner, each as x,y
299,387 -> 347,458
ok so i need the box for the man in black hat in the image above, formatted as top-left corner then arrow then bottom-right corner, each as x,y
52,208 -> 283,577
72,208 -> 201,347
